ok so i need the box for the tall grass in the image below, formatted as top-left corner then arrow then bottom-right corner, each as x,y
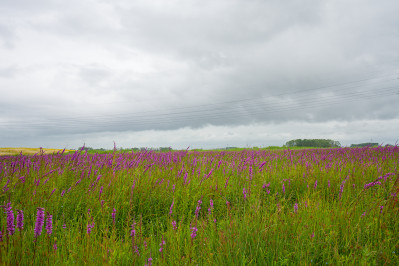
0,146 -> 398,264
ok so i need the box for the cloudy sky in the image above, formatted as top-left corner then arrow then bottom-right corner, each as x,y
1,0 -> 399,149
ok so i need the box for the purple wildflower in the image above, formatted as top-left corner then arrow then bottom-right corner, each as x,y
208,199 -> 214,215
339,179 -> 347,200
364,181 -> 382,190
0,231 -> 2,242
5,203 -> 15,235
172,220 -> 177,231
311,232 -> 314,238
99,186 -> 103,199
101,200 -> 105,208
134,246 -> 140,256
191,226 -> 198,239
131,223 -> 136,237
169,201 -> 174,216
243,187 -> 247,200
159,236 -> 165,253
380,206 -> 384,214
34,207 -> 45,239
46,213 -> 53,235
195,200 -> 202,219
49,188 -> 56,199
328,180 -> 330,187
61,190 -> 65,197
63,223 -> 66,229
53,242 -> 57,250
112,208 -> 116,225
294,203 -> 298,213
282,183 -> 285,194
262,182 -> 270,189
314,180 -> 318,189
17,210 -> 24,231
145,257 -> 153,266
87,222 -> 95,234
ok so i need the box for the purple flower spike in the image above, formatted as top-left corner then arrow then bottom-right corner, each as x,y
169,201 -> 174,216
46,213 -> 53,235
195,200 -> 202,219
0,231 -> 3,242
282,183 -> 285,194
112,208 -> 116,225
34,208 -> 45,239
87,222 -> 95,234
172,220 -> 177,230
364,181 -> 382,190
339,179 -> 347,200
380,206 -> 384,213
159,236 -> 166,253
5,203 -> 15,235
243,187 -> 247,200
99,186 -> 103,200
294,203 -> 298,213
191,226 -> 198,239
17,210 -> 24,231
208,199 -> 214,215
131,222 -> 136,237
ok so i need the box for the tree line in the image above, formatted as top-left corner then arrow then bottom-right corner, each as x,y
285,139 -> 341,148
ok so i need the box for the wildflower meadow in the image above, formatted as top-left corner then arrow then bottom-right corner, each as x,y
0,146 -> 398,264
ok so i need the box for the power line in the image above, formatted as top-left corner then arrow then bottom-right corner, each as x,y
1,86 -> 396,131
10,72 -> 398,121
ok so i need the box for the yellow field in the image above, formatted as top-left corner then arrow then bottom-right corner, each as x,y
0,147 -> 74,156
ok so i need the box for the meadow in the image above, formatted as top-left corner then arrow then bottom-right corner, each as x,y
0,147 -> 73,156
0,146 -> 398,265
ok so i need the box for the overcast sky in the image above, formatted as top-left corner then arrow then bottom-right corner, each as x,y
1,0 -> 399,149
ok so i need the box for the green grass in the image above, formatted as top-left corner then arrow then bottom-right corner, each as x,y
0,147 -> 398,265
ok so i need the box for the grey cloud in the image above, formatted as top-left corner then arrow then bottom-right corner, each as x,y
0,65 -> 17,77
1,0 -> 399,148
78,64 -> 112,87
0,23 -> 16,49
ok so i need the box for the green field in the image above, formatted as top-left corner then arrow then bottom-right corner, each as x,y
0,147 -> 398,264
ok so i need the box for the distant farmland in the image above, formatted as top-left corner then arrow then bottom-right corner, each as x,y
0,147 -> 73,156
0,147 -> 398,264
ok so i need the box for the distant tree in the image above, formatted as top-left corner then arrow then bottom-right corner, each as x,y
78,146 -> 93,151
285,139 -> 341,148
350,143 -> 379,148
